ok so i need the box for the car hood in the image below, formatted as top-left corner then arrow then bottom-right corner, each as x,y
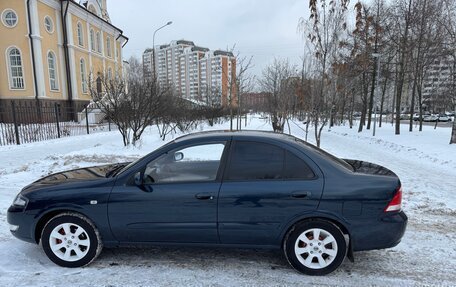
342,159 -> 398,177
21,163 -> 128,192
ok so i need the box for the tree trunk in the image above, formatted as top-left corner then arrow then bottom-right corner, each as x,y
391,68 -> 397,126
349,88 -> 355,129
339,92 -> 346,125
418,75 -> 424,131
367,61 -> 377,130
358,72 -> 368,132
379,72 -> 388,128
395,0 -> 413,135
367,2 -> 381,130
409,79 -> 417,132
410,0 -> 426,133
451,119 -> 456,144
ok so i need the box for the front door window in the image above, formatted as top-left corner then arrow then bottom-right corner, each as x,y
144,142 -> 226,184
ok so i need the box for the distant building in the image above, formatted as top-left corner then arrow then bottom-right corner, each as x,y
422,55 -> 454,112
0,0 -> 128,114
143,40 -> 236,107
242,92 -> 269,111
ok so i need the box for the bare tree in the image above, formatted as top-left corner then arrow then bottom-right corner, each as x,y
199,85 -> 226,127
391,0 -> 413,135
235,55 -> 255,130
259,58 -> 299,133
299,0 -> 349,146
89,56 -> 164,146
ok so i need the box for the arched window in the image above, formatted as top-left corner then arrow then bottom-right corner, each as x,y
7,47 -> 24,89
47,51 -> 58,91
77,22 -> 84,46
107,67 -> 113,81
96,32 -> 101,53
90,29 -> 95,51
88,4 -> 99,16
80,58 -> 88,93
106,37 -> 111,57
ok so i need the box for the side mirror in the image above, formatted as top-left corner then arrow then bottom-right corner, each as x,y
134,172 -> 143,186
174,151 -> 184,161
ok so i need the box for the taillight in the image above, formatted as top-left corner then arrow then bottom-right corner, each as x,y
384,186 -> 402,212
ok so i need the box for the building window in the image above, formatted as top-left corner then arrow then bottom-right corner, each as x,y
47,51 -> 58,91
77,22 -> 84,46
7,47 -> 25,89
107,67 -> 113,81
90,29 -> 95,51
44,16 -> 53,33
96,32 -> 101,53
106,37 -> 111,57
88,4 -> 99,16
80,58 -> 88,93
2,9 -> 18,28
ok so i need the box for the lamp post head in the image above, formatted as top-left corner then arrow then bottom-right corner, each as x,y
166,21 -> 173,25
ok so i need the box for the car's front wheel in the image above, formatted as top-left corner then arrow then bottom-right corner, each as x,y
284,219 -> 347,275
41,213 -> 102,267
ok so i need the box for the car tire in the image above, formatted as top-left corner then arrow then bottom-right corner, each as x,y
283,219 -> 347,276
41,212 -> 103,267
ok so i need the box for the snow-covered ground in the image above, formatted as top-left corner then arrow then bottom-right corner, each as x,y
0,116 -> 455,286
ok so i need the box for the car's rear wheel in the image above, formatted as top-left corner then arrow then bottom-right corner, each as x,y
284,219 -> 347,275
41,213 -> 102,267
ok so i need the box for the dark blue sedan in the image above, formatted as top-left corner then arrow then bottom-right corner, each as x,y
7,131 -> 407,275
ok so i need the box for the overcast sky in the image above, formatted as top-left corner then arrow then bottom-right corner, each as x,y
109,0 -> 308,77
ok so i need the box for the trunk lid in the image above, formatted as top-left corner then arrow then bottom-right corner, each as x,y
343,159 -> 398,177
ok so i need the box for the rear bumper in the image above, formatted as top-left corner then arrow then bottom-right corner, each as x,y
351,211 -> 408,251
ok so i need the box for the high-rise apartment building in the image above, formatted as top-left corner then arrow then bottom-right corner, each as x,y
422,55 -> 454,112
143,40 -> 236,107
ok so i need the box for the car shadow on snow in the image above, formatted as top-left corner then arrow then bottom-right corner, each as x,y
95,247 -> 290,271
90,246 -> 401,277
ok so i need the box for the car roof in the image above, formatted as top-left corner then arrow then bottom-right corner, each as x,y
174,130 -> 299,143
172,130 -> 354,174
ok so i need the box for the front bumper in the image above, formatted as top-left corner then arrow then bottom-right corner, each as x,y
351,211 -> 408,251
7,205 -> 36,244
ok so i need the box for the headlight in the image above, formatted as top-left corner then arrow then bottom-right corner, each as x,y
12,195 -> 28,207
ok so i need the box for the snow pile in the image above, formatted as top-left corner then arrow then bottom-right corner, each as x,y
0,116 -> 455,286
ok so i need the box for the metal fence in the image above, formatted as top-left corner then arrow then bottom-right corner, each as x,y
0,101 -> 112,146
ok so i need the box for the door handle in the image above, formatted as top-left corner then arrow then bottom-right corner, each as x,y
291,191 -> 311,199
195,193 -> 214,200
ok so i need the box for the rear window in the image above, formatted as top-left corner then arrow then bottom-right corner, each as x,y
293,138 -> 354,171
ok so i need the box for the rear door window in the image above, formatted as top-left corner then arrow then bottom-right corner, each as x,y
283,150 -> 315,179
226,141 -> 284,180
225,141 -> 316,181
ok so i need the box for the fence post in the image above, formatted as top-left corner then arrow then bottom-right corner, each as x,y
54,103 -> 61,138
108,116 -> 111,131
11,101 -> 20,145
85,106 -> 89,134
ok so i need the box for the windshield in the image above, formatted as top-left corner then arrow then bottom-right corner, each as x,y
116,157 -> 143,176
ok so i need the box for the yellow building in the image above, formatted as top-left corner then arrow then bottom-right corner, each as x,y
0,0 -> 128,115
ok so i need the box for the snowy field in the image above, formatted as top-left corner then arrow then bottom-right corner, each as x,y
0,116 -> 455,286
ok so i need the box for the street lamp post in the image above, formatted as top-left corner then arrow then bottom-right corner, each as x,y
372,53 -> 381,137
152,21 -> 172,81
